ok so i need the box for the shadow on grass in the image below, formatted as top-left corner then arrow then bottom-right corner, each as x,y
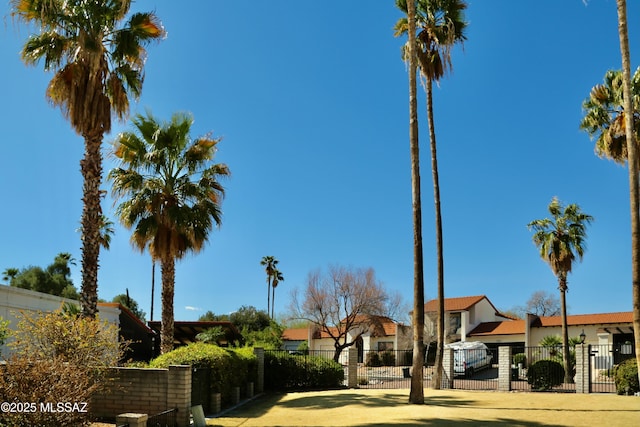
278,392 -> 475,410
208,391 -> 475,419
353,418 -> 567,427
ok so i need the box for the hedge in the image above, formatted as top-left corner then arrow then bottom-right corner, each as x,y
527,359 -> 564,390
614,358 -> 639,396
149,342 -> 257,407
264,352 -> 344,391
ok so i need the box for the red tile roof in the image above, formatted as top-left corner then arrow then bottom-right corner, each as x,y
282,328 -> 309,341
534,312 -> 633,327
469,320 -> 526,336
424,295 -> 487,312
468,312 -> 633,337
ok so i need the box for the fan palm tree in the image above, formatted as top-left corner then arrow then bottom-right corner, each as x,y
395,0 -> 467,390
395,0 -> 425,404
581,0 -> 640,383
616,0 -> 640,389
260,256 -> 278,318
11,0 -> 165,318
109,111 -> 230,353
528,197 -> 593,383
580,68 -> 640,164
271,267 -> 284,319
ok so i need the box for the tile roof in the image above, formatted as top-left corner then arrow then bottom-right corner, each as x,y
534,312 -> 633,327
424,295 -> 487,312
282,328 -> 308,341
468,312 -> 633,337
468,320 -> 525,336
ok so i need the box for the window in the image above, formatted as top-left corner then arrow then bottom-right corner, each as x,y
378,341 -> 394,351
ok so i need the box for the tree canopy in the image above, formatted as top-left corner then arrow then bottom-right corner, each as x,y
3,253 -> 79,299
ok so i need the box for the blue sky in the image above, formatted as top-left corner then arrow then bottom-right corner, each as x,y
0,1 -> 638,323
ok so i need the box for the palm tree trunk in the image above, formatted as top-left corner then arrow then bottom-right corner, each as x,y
267,276 -> 272,319
79,133 -> 103,318
616,0 -> 640,385
271,285 -> 276,319
426,77 -> 446,390
559,277 -> 572,383
160,258 -> 176,354
407,0 -> 425,405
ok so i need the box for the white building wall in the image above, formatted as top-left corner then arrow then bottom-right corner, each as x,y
0,285 -> 120,358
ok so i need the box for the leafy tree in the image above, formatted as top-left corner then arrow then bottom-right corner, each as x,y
112,293 -> 146,321
395,0 -> 467,392
229,305 -> 271,333
10,0 -> 165,319
5,253 -> 79,299
196,326 -> 227,345
242,321 -> 284,349
290,265 -> 395,362
109,111 -> 230,353
260,256 -> 279,318
198,310 -> 230,321
528,197 -> 593,383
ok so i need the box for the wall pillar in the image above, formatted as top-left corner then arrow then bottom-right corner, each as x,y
348,347 -> 358,388
254,347 -> 264,393
498,346 -> 512,392
167,365 -> 191,427
575,344 -> 590,394
116,413 -> 148,427
441,347 -> 454,389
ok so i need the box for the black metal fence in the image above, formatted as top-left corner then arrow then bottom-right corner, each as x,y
450,346 -> 499,391
357,350 -> 415,389
510,346 -> 576,392
191,366 -> 212,413
146,408 -> 177,427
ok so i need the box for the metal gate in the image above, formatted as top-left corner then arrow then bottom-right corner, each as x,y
191,367 -> 212,413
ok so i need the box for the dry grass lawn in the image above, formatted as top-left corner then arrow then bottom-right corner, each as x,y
206,388 -> 640,427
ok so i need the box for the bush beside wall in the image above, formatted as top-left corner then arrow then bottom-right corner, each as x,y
264,352 -> 344,391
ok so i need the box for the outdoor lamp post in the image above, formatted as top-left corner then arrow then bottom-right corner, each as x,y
579,329 -> 586,344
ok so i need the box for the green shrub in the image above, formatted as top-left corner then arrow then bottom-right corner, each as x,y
381,351 -> 396,366
527,359 -> 565,390
150,342 -> 257,407
513,353 -> 527,367
365,352 -> 381,367
264,352 -> 344,391
614,358 -> 639,396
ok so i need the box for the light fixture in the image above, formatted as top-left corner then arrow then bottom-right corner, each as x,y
579,329 -> 586,344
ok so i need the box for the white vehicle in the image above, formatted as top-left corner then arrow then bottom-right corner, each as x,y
445,341 -> 493,377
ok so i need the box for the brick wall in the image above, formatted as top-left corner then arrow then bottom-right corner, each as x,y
91,365 -> 191,427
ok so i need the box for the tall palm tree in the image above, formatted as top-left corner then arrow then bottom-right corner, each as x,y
581,1 -> 640,381
260,256 -> 278,318
271,267 -> 284,320
580,68 -> 640,164
615,0 -> 640,388
528,197 -> 593,383
109,111 -> 230,353
395,0 -> 467,390
2,268 -> 20,284
395,0 -> 425,404
11,0 -> 165,318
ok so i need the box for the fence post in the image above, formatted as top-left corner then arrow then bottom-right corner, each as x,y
498,346 -> 512,392
348,347 -> 358,388
441,347 -> 454,389
167,365 -> 191,427
575,344 -> 590,394
254,347 -> 264,393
